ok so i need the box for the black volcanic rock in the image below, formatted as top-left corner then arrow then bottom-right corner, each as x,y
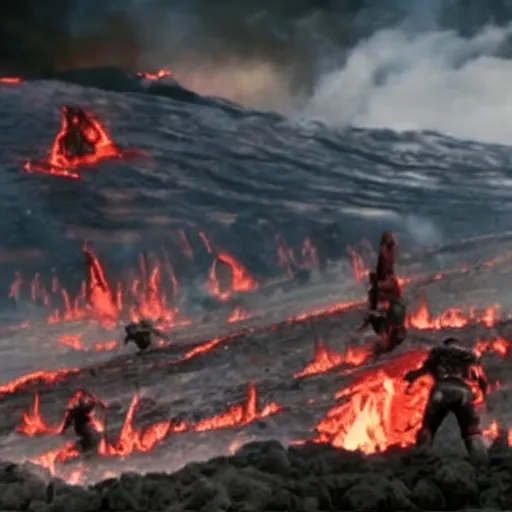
1,440 -> 512,511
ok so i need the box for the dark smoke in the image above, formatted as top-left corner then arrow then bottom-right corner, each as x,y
3,0 -> 512,99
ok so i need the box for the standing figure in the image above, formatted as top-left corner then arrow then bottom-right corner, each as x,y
363,231 -> 407,354
60,391 -> 100,452
58,106 -> 100,160
404,337 -> 489,465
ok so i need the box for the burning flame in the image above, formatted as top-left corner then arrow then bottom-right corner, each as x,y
309,348 -> 499,454
27,382 -> 281,476
0,77 -> 23,85
294,338 -> 374,378
24,107 -> 123,178
137,69 -> 172,81
406,297 -> 499,330
207,252 -> 258,301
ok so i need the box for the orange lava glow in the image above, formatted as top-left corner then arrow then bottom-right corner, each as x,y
294,338 -> 374,378
24,107 -> 123,178
27,382 -> 281,474
406,297 -> 499,330
474,336 -> 512,359
137,69 -> 172,81
0,77 -> 23,85
0,368 -> 79,399
10,247 -> 189,330
207,252 -> 258,301
227,306 -> 249,323
310,348 -> 499,454
58,334 -> 118,352
16,390 -> 105,437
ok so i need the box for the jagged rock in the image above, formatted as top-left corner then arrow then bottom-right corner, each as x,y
321,474 -> 360,508
2,441 -> 512,511
0,482 -> 26,509
215,466 -> 273,508
234,440 -> 291,475
342,475 -> 416,511
412,478 -> 445,510
100,479 -> 142,510
28,499 -> 49,512
182,477 -> 229,510
433,460 -> 479,509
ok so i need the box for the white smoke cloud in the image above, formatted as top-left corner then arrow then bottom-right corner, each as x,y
301,23 -> 512,144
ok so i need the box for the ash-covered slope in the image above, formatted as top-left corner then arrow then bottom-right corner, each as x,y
1,440 -> 512,511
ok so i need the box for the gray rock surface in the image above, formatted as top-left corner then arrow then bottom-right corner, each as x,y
1,440 -> 512,511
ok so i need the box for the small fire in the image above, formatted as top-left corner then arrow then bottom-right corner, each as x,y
406,297 -> 499,330
309,348 -> 500,454
24,106 -> 124,179
27,382 -> 281,475
0,368 -> 79,399
137,69 -> 172,81
227,307 -> 249,323
294,338 -> 374,378
58,334 -> 118,352
16,390 -> 105,437
473,336 -> 512,359
0,77 -> 23,85
10,247 -> 264,332
207,252 -> 258,302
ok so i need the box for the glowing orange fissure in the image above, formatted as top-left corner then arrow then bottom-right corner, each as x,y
19,382 -> 281,474
23,107 -> 124,178
308,346 -> 508,456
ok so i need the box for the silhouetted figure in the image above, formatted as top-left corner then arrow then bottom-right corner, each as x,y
404,337 -> 489,465
362,231 -> 407,355
58,106 -> 100,160
124,319 -> 167,353
60,392 -> 99,452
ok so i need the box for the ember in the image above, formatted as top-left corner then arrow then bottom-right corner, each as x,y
294,338 -> 374,378
208,252 -> 258,301
0,77 -> 22,85
24,106 -> 124,178
137,69 -> 172,81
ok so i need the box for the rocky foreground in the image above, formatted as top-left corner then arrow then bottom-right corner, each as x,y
1,440 -> 512,512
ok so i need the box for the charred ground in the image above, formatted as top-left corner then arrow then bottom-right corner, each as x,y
1,239 -> 512,510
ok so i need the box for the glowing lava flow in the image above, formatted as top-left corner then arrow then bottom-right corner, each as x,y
16,390 -> 105,437
0,77 -> 23,85
24,106 -> 124,179
10,247 -> 262,331
309,348 -> 495,454
207,252 -> 258,301
294,338 -> 374,378
406,297 -> 499,330
29,382 -> 282,474
0,368 -> 79,399
137,69 -> 172,81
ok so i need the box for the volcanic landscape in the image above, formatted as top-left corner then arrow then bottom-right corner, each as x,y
1,224 -> 512,510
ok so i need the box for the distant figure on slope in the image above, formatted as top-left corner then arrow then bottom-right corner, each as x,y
58,106 -> 100,160
362,231 -> 407,355
404,337 -> 489,465
124,319 -> 168,353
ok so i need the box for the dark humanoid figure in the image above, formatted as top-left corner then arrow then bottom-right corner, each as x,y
58,106 -> 100,159
362,231 -> 407,355
124,319 -> 167,353
404,337 -> 489,465
60,391 -> 99,452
